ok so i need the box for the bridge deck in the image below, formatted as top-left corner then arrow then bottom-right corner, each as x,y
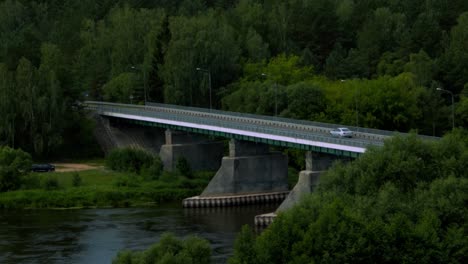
85,101 -> 438,157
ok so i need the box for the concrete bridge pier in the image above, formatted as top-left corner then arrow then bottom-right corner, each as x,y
159,129 -> 224,171
255,151 -> 344,226
183,139 -> 289,207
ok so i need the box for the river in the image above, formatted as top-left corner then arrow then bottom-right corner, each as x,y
0,203 -> 278,263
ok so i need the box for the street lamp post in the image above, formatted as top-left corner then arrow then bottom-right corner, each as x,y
131,66 -> 147,104
262,73 -> 278,117
341,79 -> 359,130
436,87 -> 455,130
196,67 -> 212,110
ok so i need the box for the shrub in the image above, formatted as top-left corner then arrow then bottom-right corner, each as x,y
42,177 -> 59,190
142,156 -> 164,180
176,157 -> 193,179
0,147 -> 32,192
113,175 -> 140,188
112,233 -> 211,264
72,172 -> 82,187
106,147 -> 154,174
20,174 -> 41,189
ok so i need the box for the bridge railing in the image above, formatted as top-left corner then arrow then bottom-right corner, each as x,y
85,101 -> 383,149
144,102 -> 439,141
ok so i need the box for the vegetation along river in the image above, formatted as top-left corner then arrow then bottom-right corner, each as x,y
0,203 -> 279,263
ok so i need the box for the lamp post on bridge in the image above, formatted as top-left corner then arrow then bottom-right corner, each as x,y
196,67 -> 212,110
261,73 -> 278,117
341,79 -> 359,130
436,87 -> 455,130
130,66 -> 147,104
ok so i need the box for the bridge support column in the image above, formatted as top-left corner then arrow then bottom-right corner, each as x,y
159,129 -> 224,171
255,151 -> 347,226
183,139 -> 289,207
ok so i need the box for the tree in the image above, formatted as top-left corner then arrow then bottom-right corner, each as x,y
0,146 -> 32,192
112,233 -> 211,264
229,225 -> 257,264
229,133 -> 468,263
403,50 -> 435,87
76,6 -> 166,102
222,54 -> 313,115
440,12 -> 468,93
283,81 -> 326,120
356,8 -> 409,77
161,10 -> 241,107
0,63 -> 17,147
102,72 -> 137,103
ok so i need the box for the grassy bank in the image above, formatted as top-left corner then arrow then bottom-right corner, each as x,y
0,169 -> 214,209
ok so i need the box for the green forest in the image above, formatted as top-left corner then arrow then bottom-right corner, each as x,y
1,0 -> 467,158
1,1 -> 468,263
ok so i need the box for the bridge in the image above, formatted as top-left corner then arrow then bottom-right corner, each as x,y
83,101 -> 411,157
85,101 -> 438,225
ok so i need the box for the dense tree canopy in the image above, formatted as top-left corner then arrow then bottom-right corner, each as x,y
0,0 -> 467,156
230,132 -> 468,264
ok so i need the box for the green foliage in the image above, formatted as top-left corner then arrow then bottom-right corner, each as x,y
0,146 -> 32,192
176,157 -> 193,179
320,134 -> 451,195
71,172 -> 82,187
230,132 -> 468,264
112,233 -> 211,264
142,156 -> 164,180
0,168 -> 214,209
106,147 -> 154,175
282,81 -> 326,120
229,225 -> 257,264
440,11 -> 468,92
102,72 -> 138,103
222,54 -> 314,115
162,10 -> 240,107
113,175 -> 140,188
1,0 -> 468,158
42,177 -> 59,190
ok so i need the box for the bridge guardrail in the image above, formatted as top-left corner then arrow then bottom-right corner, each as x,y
143,102 -> 439,141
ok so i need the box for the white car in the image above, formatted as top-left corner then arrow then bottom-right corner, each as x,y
330,127 -> 353,138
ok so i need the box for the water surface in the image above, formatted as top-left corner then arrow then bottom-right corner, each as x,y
0,203 -> 278,263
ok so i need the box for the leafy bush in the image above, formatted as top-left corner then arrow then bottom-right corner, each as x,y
113,175 -> 140,188
20,174 -> 41,189
142,156 -> 164,180
42,177 -> 59,190
0,147 -> 32,192
106,147 -> 154,174
112,233 -> 211,264
176,157 -> 193,179
72,172 -> 82,187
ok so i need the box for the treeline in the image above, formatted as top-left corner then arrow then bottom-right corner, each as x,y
1,0 -> 468,157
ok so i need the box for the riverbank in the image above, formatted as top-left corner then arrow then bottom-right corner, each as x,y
0,168 -> 214,209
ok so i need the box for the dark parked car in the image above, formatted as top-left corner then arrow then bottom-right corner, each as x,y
31,163 -> 55,172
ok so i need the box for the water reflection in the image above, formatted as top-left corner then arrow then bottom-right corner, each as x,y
0,203 -> 279,264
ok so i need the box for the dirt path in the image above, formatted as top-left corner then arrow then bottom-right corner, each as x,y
53,163 -> 103,172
